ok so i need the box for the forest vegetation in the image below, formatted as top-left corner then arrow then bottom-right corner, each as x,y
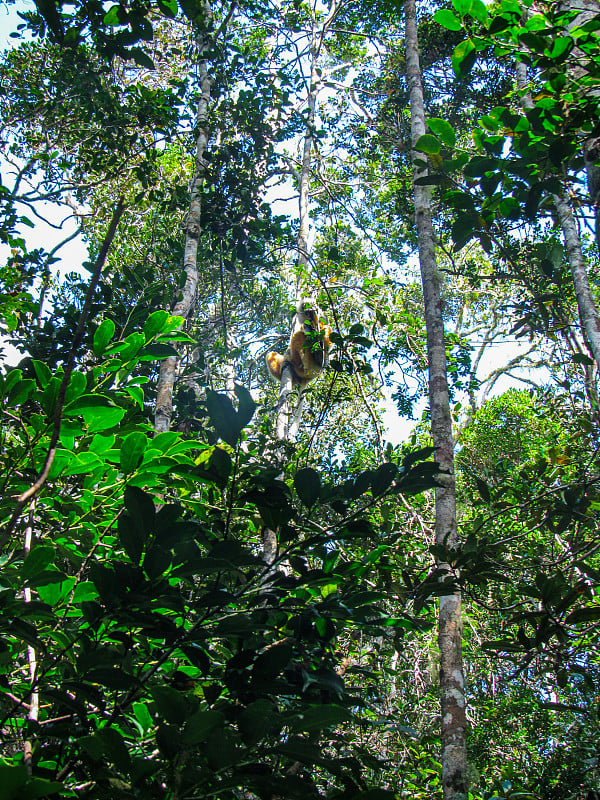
0,0 -> 599,798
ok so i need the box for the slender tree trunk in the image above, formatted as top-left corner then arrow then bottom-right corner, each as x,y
273,13 -> 321,441
154,2 -> 214,433
404,1 -> 467,797
559,0 -> 600,242
265,5 -> 336,564
516,58 -> 600,382
23,502 -> 38,778
557,0 -> 600,372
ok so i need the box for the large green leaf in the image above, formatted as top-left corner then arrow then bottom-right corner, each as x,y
433,9 -> 461,30
206,390 -> 242,446
428,118 -> 456,148
124,485 -> 155,530
120,431 -> 148,474
22,545 -> 55,581
183,710 -> 225,744
294,467 -> 321,507
414,134 -> 441,154
93,319 -> 116,355
149,685 -> 189,725
452,38 -> 476,77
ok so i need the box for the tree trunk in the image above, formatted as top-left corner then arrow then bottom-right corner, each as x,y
516,54 -> 600,382
154,2 -> 214,433
273,13 -> 320,441
559,0 -> 600,242
404,1 -> 467,797
556,0 -> 600,373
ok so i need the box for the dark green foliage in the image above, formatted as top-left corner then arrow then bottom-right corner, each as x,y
0,304 -> 443,797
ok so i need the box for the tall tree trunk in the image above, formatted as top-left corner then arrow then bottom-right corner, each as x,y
554,0 -> 600,374
516,49 -> 600,385
154,2 -> 214,433
559,0 -> 600,244
273,13 -> 320,441
265,3 -> 338,564
404,1 -> 467,797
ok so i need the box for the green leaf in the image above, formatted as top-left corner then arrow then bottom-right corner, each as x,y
428,118 -> 456,148
93,319 -> 116,356
143,544 -> 170,580
565,606 -> 600,623
103,6 -> 120,25
371,463 -> 397,495
125,385 -> 144,408
234,384 -> 256,428
2,369 -> 23,398
414,134 -> 441,154
157,0 -> 178,17
120,431 -> 148,474
301,669 -> 345,698
118,514 -> 145,564
84,405 -> 126,433
31,360 -> 51,388
22,545 -> 55,581
452,0 -> 473,12
251,642 -> 292,682
489,14 -> 510,34
475,478 -> 491,502
130,47 -> 155,70
550,36 -> 573,61
143,310 -> 170,340
64,370 -> 87,405
206,729 -> 240,770
47,448 -> 74,479
469,0 -> 488,23
41,376 -> 61,416
289,704 -> 352,732
572,353 -> 594,366
183,710 -> 225,744
415,174 -> 446,187
433,9 -> 461,31
72,581 -> 99,602
124,485 -> 155,531
239,699 -> 280,745
152,431 -> 179,452
452,0 -> 472,13
0,764 -> 63,800
294,467 -> 321,507
66,394 -> 126,431
132,702 -> 154,732
89,561 -> 119,601
452,38 -> 477,77
7,378 -> 35,407
79,727 -> 131,770
37,576 -> 76,605
206,390 -> 241,446
62,452 -> 102,476
150,685 -> 189,725
139,342 -> 180,360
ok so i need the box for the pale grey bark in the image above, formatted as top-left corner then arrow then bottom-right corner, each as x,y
266,3 -> 338,570
405,1 -> 467,797
273,13 -> 321,441
23,503 -> 39,777
154,2 -> 214,433
516,58 -> 600,380
559,0 -> 600,235
274,362 -> 297,441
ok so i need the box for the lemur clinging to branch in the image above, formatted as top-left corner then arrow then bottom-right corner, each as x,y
266,301 -> 332,387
